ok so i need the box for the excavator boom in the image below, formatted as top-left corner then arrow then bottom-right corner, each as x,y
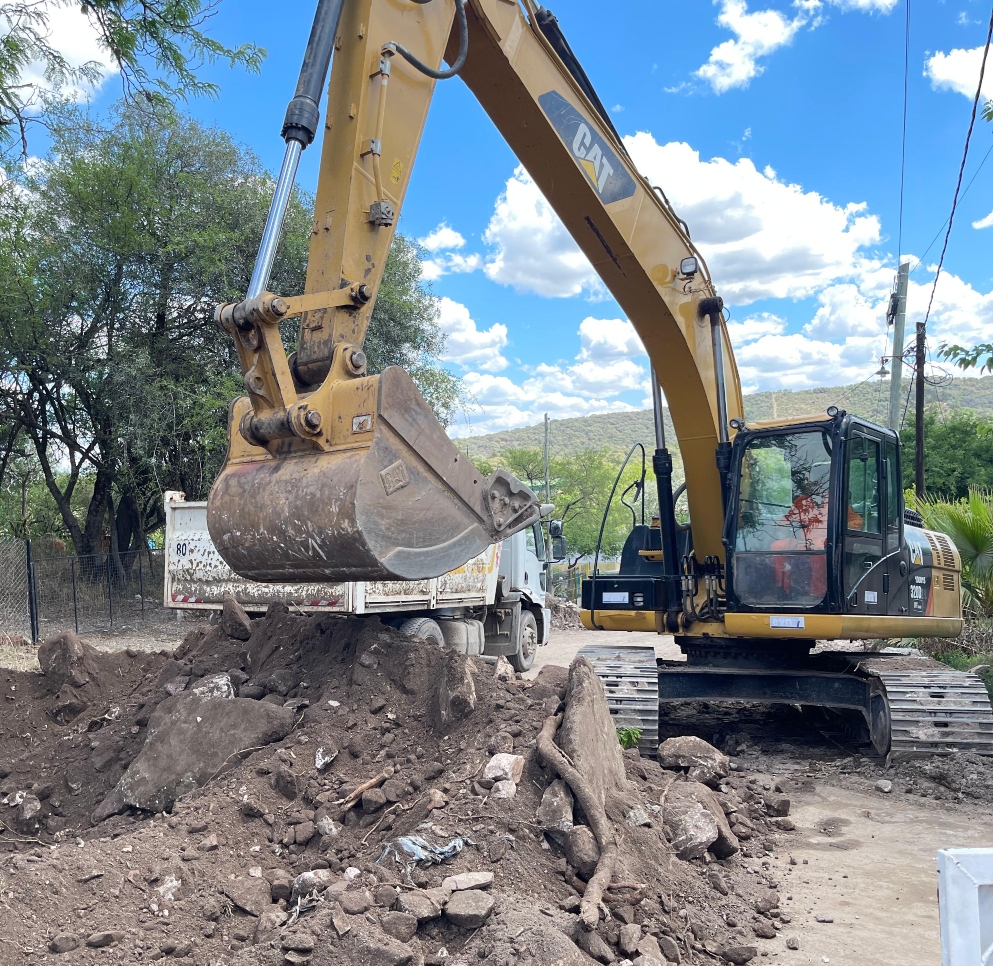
208,0 -> 740,583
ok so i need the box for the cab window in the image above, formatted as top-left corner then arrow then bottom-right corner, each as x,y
732,430 -> 832,608
847,434 -> 880,534
526,523 -> 544,559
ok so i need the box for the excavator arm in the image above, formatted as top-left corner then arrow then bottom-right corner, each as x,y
207,0 -> 743,584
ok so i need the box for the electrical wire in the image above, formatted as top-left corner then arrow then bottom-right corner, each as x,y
910,141 -> 993,276
916,3 -> 993,331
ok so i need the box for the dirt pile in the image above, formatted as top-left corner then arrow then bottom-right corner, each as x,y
0,607 -> 805,965
549,596 -> 585,630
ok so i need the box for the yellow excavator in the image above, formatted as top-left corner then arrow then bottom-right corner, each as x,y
207,0 -> 993,756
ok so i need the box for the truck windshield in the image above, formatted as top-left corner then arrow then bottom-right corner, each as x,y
733,430 -> 833,608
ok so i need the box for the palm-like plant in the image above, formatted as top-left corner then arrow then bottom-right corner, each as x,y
917,489 -> 993,618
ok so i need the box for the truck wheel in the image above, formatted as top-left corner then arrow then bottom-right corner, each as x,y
510,610 -> 538,672
397,617 -> 446,648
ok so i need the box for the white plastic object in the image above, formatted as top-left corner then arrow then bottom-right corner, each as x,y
937,848 -> 993,965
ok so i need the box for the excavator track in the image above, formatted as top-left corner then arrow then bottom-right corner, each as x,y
858,659 -> 993,756
577,645 -> 659,755
581,643 -> 993,758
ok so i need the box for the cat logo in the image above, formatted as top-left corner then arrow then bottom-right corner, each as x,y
538,91 -> 636,205
572,122 -> 614,193
907,535 -> 925,567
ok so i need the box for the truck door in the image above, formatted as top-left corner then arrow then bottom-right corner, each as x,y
525,523 -> 545,595
843,428 -> 885,614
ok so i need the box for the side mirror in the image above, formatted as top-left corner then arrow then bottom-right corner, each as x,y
549,519 -> 563,538
552,535 -> 567,563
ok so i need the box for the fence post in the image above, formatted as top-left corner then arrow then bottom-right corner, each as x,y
138,552 -> 145,618
70,557 -> 79,636
106,554 -> 114,629
25,539 -> 39,645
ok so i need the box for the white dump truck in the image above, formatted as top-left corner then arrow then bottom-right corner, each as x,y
162,493 -> 564,671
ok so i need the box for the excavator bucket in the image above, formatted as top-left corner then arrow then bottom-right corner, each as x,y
207,365 -> 541,583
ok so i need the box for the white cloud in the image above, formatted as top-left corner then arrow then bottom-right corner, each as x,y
696,0 -> 805,93
421,251 -> 482,281
695,0 -> 897,94
436,297 -> 508,373
482,166 -> 604,300
726,313 -> 786,344
418,223 -> 466,252
11,5 -> 118,102
825,0 -> 897,10
455,372 -> 637,437
417,222 -> 482,280
576,317 -> 645,361
974,210 -> 993,230
925,45 -> 993,101
727,268 -> 993,392
625,132 -> 881,304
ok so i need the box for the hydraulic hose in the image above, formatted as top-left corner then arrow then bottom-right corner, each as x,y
391,0 -> 468,79
589,443 -> 646,631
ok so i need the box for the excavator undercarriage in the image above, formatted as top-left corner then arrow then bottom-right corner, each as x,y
581,642 -> 993,759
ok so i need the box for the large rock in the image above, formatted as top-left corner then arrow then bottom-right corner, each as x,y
346,925 -> 416,966
436,648 -> 476,733
657,736 -> 730,788
558,657 -> 628,810
564,825 -> 600,879
221,594 -> 253,640
483,753 -> 524,784
536,779 -> 574,833
97,694 -> 294,816
662,781 -> 739,860
445,890 -> 495,927
38,632 -> 99,690
223,877 -> 273,917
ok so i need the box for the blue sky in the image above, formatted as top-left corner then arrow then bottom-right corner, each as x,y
45,0 -> 993,436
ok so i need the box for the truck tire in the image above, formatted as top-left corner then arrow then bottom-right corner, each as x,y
510,609 -> 538,672
397,617 -> 446,648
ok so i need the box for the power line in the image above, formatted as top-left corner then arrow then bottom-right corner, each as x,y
917,4 -> 993,325
897,0 -> 911,259
910,141 -> 993,276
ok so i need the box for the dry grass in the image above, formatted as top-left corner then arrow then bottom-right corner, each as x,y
0,641 -> 40,673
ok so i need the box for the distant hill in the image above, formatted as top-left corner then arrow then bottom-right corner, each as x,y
458,375 -> 993,460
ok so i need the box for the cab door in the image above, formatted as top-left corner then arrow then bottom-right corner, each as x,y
843,428 -> 885,614
881,436 -> 910,615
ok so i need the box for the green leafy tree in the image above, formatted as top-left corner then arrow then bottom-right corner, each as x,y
900,413 -> 993,501
0,0 -> 263,155
493,447 -> 641,572
0,105 -> 464,560
0,103 -> 309,559
365,234 -> 462,427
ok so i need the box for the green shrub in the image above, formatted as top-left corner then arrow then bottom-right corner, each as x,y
617,727 -> 642,750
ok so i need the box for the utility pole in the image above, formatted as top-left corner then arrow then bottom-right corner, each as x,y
915,318 -> 926,498
543,413 -> 552,576
887,261 -> 910,432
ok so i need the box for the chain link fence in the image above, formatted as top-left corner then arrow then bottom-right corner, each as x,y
0,537 -> 30,643
32,549 -> 168,638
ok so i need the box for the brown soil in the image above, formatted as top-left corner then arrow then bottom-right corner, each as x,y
0,608 -> 810,966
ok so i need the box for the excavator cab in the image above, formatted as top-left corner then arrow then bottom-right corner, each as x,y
585,407 -> 962,637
